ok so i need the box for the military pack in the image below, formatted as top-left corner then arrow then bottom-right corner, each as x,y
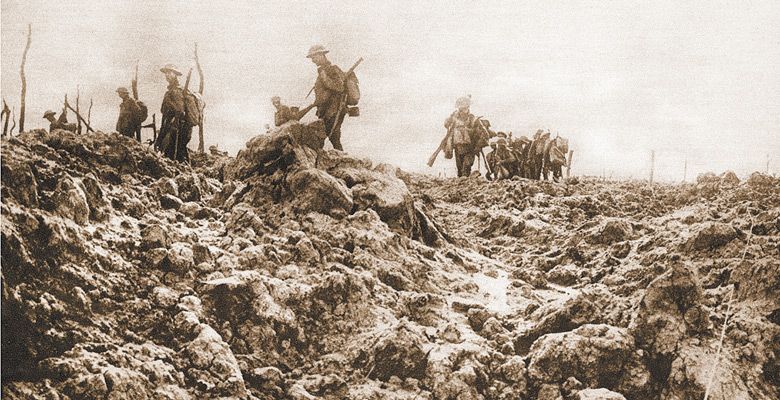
345,71 -> 360,106
184,91 -> 206,126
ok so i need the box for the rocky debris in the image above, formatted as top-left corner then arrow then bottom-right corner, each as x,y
746,171 -> 777,188
527,324 -> 651,398
368,322 -> 429,381
160,193 -> 184,210
575,388 -> 627,400
588,218 -> 633,245
686,222 -> 738,251
514,287 -> 615,354
51,174 -> 90,225
720,171 -> 740,186
2,129 -> 779,400
288,167 -> 354,217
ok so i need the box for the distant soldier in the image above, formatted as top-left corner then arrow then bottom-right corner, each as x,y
307,44 -> 347,150
444,96 -> 477,177
156,64 -> 192,162
509,135 -> 531,177
272,96 -> 295,126
486,132 -> 517,180
115,87 -> 142,139
43,108 -> 76,133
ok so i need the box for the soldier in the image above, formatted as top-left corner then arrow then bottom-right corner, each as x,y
156,64 -> 192,162
444,96 -> 478,177
307,44 -> 347,150
272,96 -> 295,126
486,133 -> 517,180
115,87 -> 142,139
43,108 -> 76,133
509,135 -> 531,177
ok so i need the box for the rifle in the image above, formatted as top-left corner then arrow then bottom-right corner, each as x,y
296,103 -> 316,120
427,124 -> 454,167
328,57 -> 364,139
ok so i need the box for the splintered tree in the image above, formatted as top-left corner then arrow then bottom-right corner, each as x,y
18,23 -> 31,133
76,86 -> 82,134
194,42 -> 205,153
2,99 -> 11,136
87,98 -> 93,126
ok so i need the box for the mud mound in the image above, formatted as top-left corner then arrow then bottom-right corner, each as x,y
2,127 -> 779,399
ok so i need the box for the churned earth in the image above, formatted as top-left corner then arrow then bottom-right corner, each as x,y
1,124 -> 778,400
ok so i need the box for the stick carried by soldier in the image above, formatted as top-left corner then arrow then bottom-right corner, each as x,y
427,123 -> 455,167
306,44 -> 362,151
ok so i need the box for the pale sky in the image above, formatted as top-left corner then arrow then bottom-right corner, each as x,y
2,0 -> 779,180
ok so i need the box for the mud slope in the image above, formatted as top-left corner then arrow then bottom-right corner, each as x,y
2,125 -> 778,400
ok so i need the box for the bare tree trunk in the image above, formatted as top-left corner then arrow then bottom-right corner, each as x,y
10,107 -> 16,133
76,86 -> 82,134
195,42 -> 205,153
87,98 -> 93,125
19,23 -> 31,133
2,99 -> 10,136
132,60 -> 139,100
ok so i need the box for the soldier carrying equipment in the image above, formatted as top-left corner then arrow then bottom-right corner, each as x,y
306,45 -> 362,151
156,64 -> 193,162
115,87 -> 145,139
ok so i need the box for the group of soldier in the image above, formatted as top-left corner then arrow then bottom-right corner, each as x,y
439,95 -> 570,182
39,44 -> 568,181
41,43 -> 356,163
41,63 -> 197,162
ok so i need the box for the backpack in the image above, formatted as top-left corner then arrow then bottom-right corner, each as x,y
345,71 -> 360,106
136,101 -> 149,125
184,91 -> 206,127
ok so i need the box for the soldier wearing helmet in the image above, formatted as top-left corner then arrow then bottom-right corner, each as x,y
115,86 -> 142,139
444,95 -> 478,177
43,108 -> 76,133
307,44 -> 347,150
156,63 -> 192,162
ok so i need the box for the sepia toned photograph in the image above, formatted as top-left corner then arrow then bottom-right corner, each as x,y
1,1 -> 778,399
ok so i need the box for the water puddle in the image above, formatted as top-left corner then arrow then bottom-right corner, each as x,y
472,269 -> 511,315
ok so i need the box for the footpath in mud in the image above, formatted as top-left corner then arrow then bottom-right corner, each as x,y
2,124 -> 778,399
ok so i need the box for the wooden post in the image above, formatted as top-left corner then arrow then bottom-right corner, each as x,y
1,99 -> 10,136
76,86 -> 82,134
10,107 -> 16,133
566,150 -> 574,178
87,98 -> 93,125
683,157 -> 687,182
131,61 -> 142,141
766,154 -> 770,174
194,42 -> 205,153
649,150 -> 655,184
18,23 -> 31,133
132,60 -> 139,100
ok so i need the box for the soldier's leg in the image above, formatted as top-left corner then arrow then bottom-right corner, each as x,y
462,152 -> 475,176
454,148 -> 464,177
331,112 -> 346,151
179,126 -> 193,162
323,114 -> 345,151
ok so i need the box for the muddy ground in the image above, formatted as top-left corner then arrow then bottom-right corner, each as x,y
2,124 -> 778,399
